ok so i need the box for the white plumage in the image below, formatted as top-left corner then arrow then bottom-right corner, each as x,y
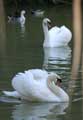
42,18 -> 72,47
8,10 -> 26,26
3,69 -> 69,102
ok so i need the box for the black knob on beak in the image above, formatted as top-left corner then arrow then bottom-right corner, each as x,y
57,78 -> 62,83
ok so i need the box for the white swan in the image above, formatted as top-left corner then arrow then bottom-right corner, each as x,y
3,69 -> 69,102
8,10 -> 26,25
42,18 -> 72,47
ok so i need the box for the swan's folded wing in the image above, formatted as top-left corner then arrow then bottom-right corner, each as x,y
49,26 -> 60,35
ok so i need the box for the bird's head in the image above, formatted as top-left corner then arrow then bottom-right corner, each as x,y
48,72 -> 62,87
43,18 -> 51,28
21,10 -> 26,15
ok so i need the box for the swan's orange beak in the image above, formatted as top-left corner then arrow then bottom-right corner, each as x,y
56,78 -> 62,87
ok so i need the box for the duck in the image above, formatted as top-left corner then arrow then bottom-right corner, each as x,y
8,10 -> 26,25
42,18 -> 72,47
3,69 -> 69,102
31,9 -> 44,17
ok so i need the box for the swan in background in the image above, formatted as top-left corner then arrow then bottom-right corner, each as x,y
12,102 -> 69,120
2,69 -> 69,102
43,46 -> 71,68
31,9 -> 45,17
42,18 -> 72,47
8,10 -> 26,26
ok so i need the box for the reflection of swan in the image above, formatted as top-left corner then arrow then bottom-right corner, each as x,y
43,46 -> 71,68
3,69 -> 69,102
8,10 -> 26,26
42,18 -> 72,47
12,102 -> 69,120
20,23 -> 25,35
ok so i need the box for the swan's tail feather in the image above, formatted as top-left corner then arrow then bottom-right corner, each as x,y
2,91 -> 21,98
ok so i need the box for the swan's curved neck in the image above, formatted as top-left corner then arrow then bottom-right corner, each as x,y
42,23 -> 50,45
21,14 -> 24,17
20,13 -> 25,25
20,12 -> 25,18
47,79 -> 69,101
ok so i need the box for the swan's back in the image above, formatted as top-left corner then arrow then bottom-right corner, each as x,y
28,69 -> 48,80
48,25 -> 72,47
60,26 -> 72,41
8,10 -> 25,26
12,69 -> 49,101
12,71 -> 33,98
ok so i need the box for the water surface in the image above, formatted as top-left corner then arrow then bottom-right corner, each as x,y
0,5 -> 82,120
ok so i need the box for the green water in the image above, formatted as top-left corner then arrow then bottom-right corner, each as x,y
0,5 -> 82,120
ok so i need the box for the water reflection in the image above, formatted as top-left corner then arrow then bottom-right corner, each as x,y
81,40 -> 83,117
20,24 -> 25,35
0,0 -> 6,56
12,102 -> 69,120
43,46 -> 71,71
8,23 -> 26,41
0,0 -> 9,84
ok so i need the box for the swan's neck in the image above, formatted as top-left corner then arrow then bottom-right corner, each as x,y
47,79 -> 69,102
20,13 -> 25,25
42,23 -> 50,46
21,13 -> 24,18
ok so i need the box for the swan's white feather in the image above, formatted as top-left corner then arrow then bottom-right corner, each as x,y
3,69 -> 69,102
43,18 -> 72,47
2,91 -> 21,98
8,10 -> 26,26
